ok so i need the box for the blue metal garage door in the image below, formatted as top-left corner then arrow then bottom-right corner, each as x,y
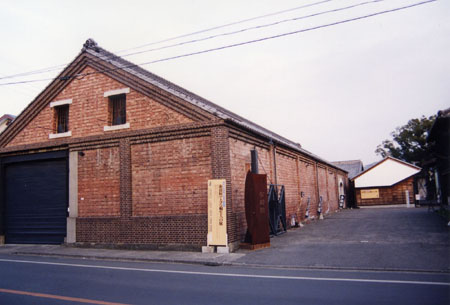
3,152 -> 67,244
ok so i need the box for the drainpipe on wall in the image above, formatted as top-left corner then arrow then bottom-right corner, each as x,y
270,139 -> 278,186
250,148 -> 258,174
315,162 -> 321,218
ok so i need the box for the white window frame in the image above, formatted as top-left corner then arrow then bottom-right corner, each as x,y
103,122 -> 130,131
49,131 -> 72,139
50,99 -> 72,108
49,99 -> 72,139
104,88 -> 130,97
103,88 -> 131,131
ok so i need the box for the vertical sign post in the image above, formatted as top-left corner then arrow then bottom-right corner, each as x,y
405,190 -> 411,208
207,179 -> 227,246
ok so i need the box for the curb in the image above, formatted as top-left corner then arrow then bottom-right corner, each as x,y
10,251 -> 450,274
12,251 -> 222,267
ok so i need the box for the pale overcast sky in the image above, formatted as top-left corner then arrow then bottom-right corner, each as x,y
0,0 -> 448,165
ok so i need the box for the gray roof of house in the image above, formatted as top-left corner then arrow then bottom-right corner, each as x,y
363,161 -> 378,171
0,114 -> 16,124
331,160 -> 363,179
82,39 -> 342,171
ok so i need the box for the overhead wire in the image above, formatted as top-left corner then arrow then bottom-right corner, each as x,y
115,0 -> 335,53
0,72 -> 40,97
0,0 -> 436,87
63,0 -> 385,76
0,63 -> 70,81
115,0 -> 385,59
0,0 -> 334,81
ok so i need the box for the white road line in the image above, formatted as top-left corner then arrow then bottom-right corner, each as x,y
0,258 -> 448,286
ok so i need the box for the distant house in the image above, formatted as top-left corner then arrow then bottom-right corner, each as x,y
427,107 -> 450,206
0,114 -> 15,134
353,157 -> 421,206
331,160 -> 364,208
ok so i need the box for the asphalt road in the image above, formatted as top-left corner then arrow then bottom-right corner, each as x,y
0,254 -> 448,305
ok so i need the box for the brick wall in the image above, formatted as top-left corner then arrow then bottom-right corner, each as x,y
131,137 -> 211,216
78,146 -> 120,217
298,160 -> 318,219
356,177 -> 415,206
76,215 -> 207,248
228,135 -> 348,243
7,66 -> 192,147
76,135 -> 212,248
275,150 -> 301,226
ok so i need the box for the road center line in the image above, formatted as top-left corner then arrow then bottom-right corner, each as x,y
0,258 -> 448,286
0,288 -> 131,305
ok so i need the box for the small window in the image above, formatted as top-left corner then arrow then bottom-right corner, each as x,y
110,94 -> 126,126
55,105 -> 69,133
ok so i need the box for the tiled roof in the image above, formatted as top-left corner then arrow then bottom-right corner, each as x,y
83,39 -> 342,170
331,160 -> 363,179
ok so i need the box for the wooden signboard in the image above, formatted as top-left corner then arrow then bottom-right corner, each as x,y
361,189 -> 380,199
207,179 -> 227,246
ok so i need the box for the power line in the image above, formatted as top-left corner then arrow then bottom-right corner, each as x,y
0,63 -> 68,81
74,0 -> 385,74
117,0 -> 385,59
114,0 -> 335,53
132,0 -> 437,65
0,0 -> 436,87
0,0 -> 334,81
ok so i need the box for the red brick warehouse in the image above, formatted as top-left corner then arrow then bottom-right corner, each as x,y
0,39 -> 348,251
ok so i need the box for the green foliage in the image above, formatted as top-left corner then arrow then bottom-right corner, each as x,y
375,115 -> 436,166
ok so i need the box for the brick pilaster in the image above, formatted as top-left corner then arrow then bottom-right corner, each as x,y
210,126 -> 234,243
120,138 -> 132,217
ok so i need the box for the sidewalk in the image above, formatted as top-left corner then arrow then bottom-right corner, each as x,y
0,244 -> 244,266
1,207 -> 449,273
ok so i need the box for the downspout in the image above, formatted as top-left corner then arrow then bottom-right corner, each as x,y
325,167 -> 330,214
296,156 -> 302,222
270,139 -> 278,186
315,162 -> 321,217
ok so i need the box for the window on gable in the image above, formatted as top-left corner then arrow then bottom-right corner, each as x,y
109,94 -> 126,126
55,105 -> 69,133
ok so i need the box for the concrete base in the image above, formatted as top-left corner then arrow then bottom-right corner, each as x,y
66,217 -> 76,244
217,246 -> 229,254
227,241 -> 240,252
319,214 -> 324,220
202,245 -> 230,253
202,246 -> 215,253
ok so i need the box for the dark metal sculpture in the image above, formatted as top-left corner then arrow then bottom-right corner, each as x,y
268,184 -> 287,236
244,171 -> 270,245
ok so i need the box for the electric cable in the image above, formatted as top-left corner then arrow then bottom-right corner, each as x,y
115,0 -> 334,53
116,0 -> 385,59
74,0 -> 386,76
0,0 -> 334,81
0,0 -> 436,86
